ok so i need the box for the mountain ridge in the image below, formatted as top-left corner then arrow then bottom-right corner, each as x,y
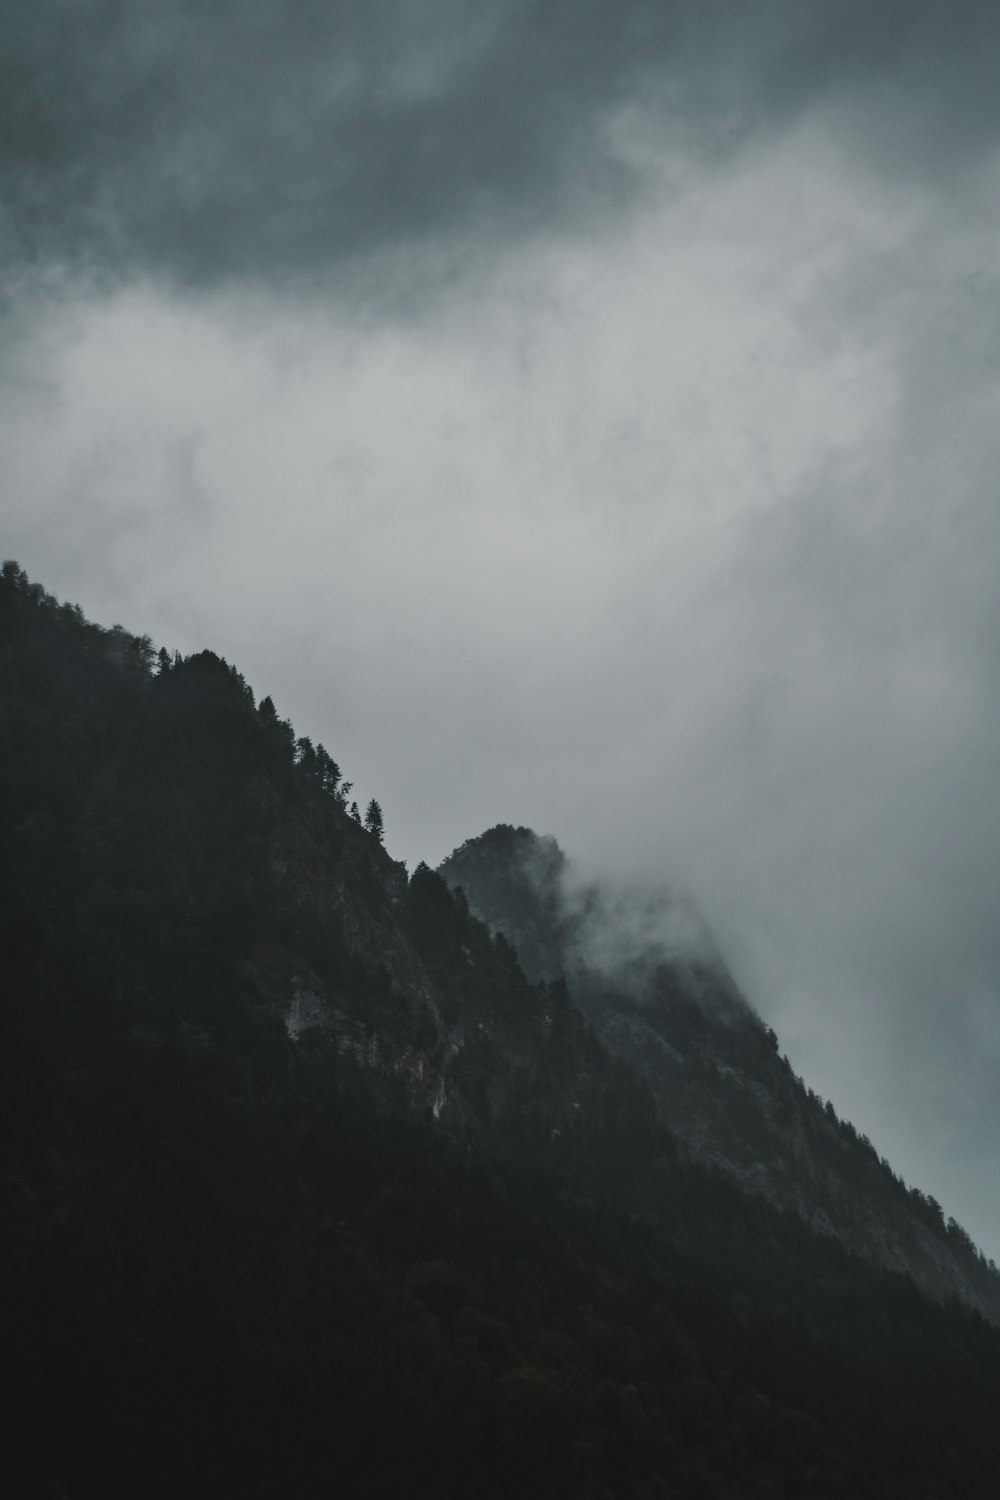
4,559 -> 1000,1498
440,822 -> 1000,1320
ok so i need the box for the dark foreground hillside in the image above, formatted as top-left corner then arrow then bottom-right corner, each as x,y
2,561 -> 1000,1499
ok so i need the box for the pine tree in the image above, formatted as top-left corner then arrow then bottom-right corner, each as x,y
364,798 -> 384,844
315,744 -> 341,797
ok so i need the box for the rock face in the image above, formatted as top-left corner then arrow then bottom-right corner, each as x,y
440,824 -> 1000,1322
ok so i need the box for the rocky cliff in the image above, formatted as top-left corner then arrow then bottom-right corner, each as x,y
440,823 -> 1000,1321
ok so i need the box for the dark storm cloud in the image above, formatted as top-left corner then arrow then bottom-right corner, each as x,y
4,0 -> 1000,294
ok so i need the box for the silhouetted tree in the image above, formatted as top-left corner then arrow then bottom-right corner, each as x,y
296,736 -> 317,776
316,744 -> 341,797
364,799 -> 384,843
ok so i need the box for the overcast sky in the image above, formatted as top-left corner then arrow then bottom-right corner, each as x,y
4,0 -> 1000,1255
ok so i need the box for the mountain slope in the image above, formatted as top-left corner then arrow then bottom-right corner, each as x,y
4,561 -> 1000,1498
440,824 -> 1000,1320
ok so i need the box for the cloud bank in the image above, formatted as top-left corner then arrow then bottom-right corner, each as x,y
4,1 -> 1000,1254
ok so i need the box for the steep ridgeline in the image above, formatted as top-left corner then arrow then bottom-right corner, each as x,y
6,562 -> 1000,1499
439,824 -> 1000,1321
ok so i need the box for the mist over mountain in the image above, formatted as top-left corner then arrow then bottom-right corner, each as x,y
441,824 -> 737,1003
4,563 -> 1000,1497
8,0 -> 1000,1278
441,825 -> 1000,1320
6,4 -> 1000,1494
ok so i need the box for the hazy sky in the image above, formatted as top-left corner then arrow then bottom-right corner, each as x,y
4,1 -> 1000,1254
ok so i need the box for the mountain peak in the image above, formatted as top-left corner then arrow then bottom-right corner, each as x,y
440,822 -> 1000,1323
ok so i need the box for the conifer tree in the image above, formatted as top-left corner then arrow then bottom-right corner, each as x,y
364,798 -> 384,843
315,744 -> 341,797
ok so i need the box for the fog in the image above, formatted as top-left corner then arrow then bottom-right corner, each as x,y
4,1 -> 1000,1254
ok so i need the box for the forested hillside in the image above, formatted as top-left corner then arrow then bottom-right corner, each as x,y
3,561 -> 1000,1499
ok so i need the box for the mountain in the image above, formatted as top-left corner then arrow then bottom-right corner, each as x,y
3,560 -> 1000,1499
440,825 -> 1000,1322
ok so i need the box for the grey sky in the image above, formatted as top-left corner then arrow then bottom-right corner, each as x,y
5,1 -> 1000,288
4,1 -> 1000,1255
